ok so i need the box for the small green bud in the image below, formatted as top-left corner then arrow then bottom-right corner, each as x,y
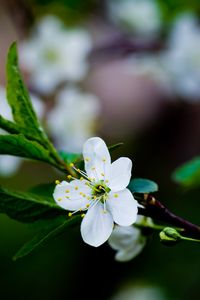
163,227 -> 182,240
159,227 -> 182,246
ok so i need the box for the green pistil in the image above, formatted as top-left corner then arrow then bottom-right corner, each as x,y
92,180 -> 111,197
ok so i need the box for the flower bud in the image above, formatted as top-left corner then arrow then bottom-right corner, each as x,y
159,227 -> 182,246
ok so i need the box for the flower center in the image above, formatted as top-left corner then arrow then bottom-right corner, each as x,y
92,181 -> 110,196
43,49 -> 59,62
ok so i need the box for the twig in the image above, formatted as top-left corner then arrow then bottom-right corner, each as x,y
138,194 -> 200,239
89,35 -> 164,64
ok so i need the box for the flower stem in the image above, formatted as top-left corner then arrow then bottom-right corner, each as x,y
135,222 -> 183,232
181,236 -> 200,243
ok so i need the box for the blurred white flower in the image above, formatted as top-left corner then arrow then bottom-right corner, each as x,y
0,155 -> 22,177
163,13 -> 200,100
0,86 -> 45,176
108,216 -> 152,262
125,54 -> 171,89
20,15 -> 92,94
111,284 -> 166,300
108,0 -> 162,38
0,87 -> 13,122
47,86 -> 101,152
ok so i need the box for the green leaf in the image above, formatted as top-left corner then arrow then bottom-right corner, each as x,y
172,156 -> 200,187
0,134 -> 55,164
29,183 -> 55,198
13,215 -> 80,260
59,151 -> 82,164
0,186 -> 62,223
0,115 -> 20,134
5,42 -> 66,171
6,42 -> 43,138
128,178 -> 158,194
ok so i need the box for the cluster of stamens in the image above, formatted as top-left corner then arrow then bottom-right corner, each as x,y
55,160 -> 119,218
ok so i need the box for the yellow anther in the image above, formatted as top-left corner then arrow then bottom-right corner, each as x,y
67,175 -> 72,180
68,212 -> 72,217
83,194 -> 86,197
69,163 -> 74,167
65,189 -> 69,193
80,177 -> 84,181
77,169 -> 81,172
101,173 -> 105,176
75,186 -> 79,190
57,197 -> 62,201
87,196 -> 91,200
55,180 -> 60,185
91,166 -> 96,171
86,203 -> 90,208
105,180 -> 109,183
99,186 -> 102,189
65,196 -> 69,199
85,157 -> 90,162
102,158 -> 106,162
79,208 -> 83,212
114,194 -> 119,198
93,196 -> 97,200
81,214 -> 85,218
80,192 -> 83,195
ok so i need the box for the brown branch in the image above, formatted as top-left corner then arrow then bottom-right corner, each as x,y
89,35 -> 164,64
138,195 -> 200,239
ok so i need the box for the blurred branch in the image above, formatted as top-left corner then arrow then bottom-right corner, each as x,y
89,35 -> 164,64
138,194 -> 200,239
2,0 -> 34,38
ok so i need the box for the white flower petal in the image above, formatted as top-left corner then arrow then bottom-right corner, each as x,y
107,189 -> 138,226
115,238 -> 146,262
109,157 -> 132,191
108,225 -> 146,262
108,225 -> 136,250
83,137 -> 111,181
81,202 -> 113,247
53,180 -> 90,211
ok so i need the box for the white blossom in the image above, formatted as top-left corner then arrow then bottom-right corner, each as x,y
53,137 -> 138,247
125,54 -> 171,89
20,15 -> 92,94
0,87 -> 44,176
47,86 -> 100,152
163,13 -> 200,100
108,216 -> 151,262
111,285 -> 166,300
108,0 -> 161,38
